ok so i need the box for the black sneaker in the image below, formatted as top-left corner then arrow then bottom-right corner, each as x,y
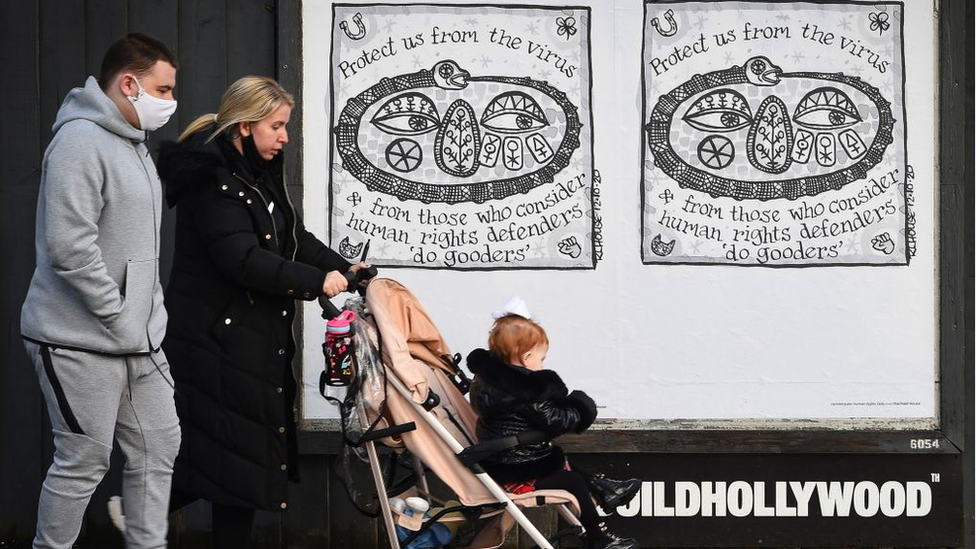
588,474 -> 641,513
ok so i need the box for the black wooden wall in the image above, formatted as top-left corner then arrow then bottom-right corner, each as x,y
0,1 -> 972,549
0,1 -> 339,547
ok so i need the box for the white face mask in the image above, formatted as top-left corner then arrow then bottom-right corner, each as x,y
127,77 -> 177,131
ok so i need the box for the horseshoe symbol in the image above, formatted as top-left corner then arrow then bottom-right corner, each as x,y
651,9 -> 677,37
339,12 -> 366,41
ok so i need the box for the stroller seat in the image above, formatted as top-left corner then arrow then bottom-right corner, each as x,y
329,278 -> 584,549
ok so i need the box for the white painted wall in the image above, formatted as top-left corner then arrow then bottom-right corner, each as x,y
300,0 -> 938,427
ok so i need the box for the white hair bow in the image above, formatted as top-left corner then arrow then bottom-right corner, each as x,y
491,296 -> 532,320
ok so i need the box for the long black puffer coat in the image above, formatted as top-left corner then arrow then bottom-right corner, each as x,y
158,131 -> 350,511
466,348 -> 597,483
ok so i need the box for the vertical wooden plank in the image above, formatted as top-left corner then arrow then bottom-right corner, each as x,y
127,0 -> 179,52
0,5 -> 41,186
177,0 -> 228,132
171,499 -> 214,549
253,506 -> 280,549
937,2 -> 974,547
39,0 -> 86,143
0,0 -> 44,540
276,0 -> 304,206
515,508 -> 558,549
85,0 -> 128,76
227,0 -> 276,80
328,454 -> 379,548
937,0 -> 970,448
281,455 -> 332,547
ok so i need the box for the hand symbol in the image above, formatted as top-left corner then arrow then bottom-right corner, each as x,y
871,232 -> 895,255
558,236 -> 582,258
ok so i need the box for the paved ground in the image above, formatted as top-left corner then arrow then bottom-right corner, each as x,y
0,540 -> 107,549
0,543 -> 102,549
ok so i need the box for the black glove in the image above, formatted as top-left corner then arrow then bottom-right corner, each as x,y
566,390 -> 598,433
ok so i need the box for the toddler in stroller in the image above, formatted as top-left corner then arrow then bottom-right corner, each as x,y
467,298 -> 641,549
324,282 -> 639,549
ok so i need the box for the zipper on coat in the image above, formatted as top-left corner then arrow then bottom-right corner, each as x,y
233,170 -> 302,390
280,163 -> 300,262
279,163 -> 304,392
133,144 -> 161,351
232,171 -> 279,247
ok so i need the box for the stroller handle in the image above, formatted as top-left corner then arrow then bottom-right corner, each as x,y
319,265 -> 378,319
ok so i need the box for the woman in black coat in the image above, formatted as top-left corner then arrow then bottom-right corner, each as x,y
156,76 -> 367,547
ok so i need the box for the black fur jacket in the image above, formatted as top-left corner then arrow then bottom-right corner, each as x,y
466,348 -> 597,483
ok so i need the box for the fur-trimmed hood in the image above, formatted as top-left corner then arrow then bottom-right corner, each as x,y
466,348 -> 569,402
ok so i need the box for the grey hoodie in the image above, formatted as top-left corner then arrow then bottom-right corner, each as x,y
21,76 -> 167,355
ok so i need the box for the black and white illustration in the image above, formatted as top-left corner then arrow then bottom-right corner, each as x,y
642,2 -> 907,265
330,4 -> 594,269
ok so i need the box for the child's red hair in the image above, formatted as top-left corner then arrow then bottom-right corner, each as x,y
488,314 -> 549,365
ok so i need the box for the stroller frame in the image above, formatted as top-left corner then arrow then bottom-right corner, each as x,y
372,369 -> 582,549
329,279 -> 583,549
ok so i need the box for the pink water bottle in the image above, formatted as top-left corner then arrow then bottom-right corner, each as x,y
324,310 -> 356,386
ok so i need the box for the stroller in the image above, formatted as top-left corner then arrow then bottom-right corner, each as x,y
320,278 -> 584,549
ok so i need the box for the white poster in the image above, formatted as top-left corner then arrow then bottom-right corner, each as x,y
302,0 -> 937,426
328,4 -> 596,270
642,1 -> 909,266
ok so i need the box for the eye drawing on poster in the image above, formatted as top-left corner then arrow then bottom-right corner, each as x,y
334,59 -> 583,203
647,55 -> 895,199
329,5 -> 596,270
641,2 -> 909,266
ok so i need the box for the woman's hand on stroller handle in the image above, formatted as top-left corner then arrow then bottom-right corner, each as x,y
322,270 -> 349,298
319,263 -> 378,319
322,263 -> 376,297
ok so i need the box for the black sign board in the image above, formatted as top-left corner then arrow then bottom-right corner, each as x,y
574,453 -> 963,547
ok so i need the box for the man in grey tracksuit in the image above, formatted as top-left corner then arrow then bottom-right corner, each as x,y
20,33 -> 181,549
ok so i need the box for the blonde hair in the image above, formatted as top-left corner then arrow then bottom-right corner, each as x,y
488,315 -> 549,365
178,76 -> 294,143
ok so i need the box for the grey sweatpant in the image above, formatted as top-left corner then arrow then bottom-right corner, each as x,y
25,342 -> 181,549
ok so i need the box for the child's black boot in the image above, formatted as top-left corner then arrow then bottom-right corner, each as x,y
582,522 -> 639,549
588,473 -> 641,513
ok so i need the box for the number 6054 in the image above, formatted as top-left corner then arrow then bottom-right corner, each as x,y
910,438 -> 940,449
